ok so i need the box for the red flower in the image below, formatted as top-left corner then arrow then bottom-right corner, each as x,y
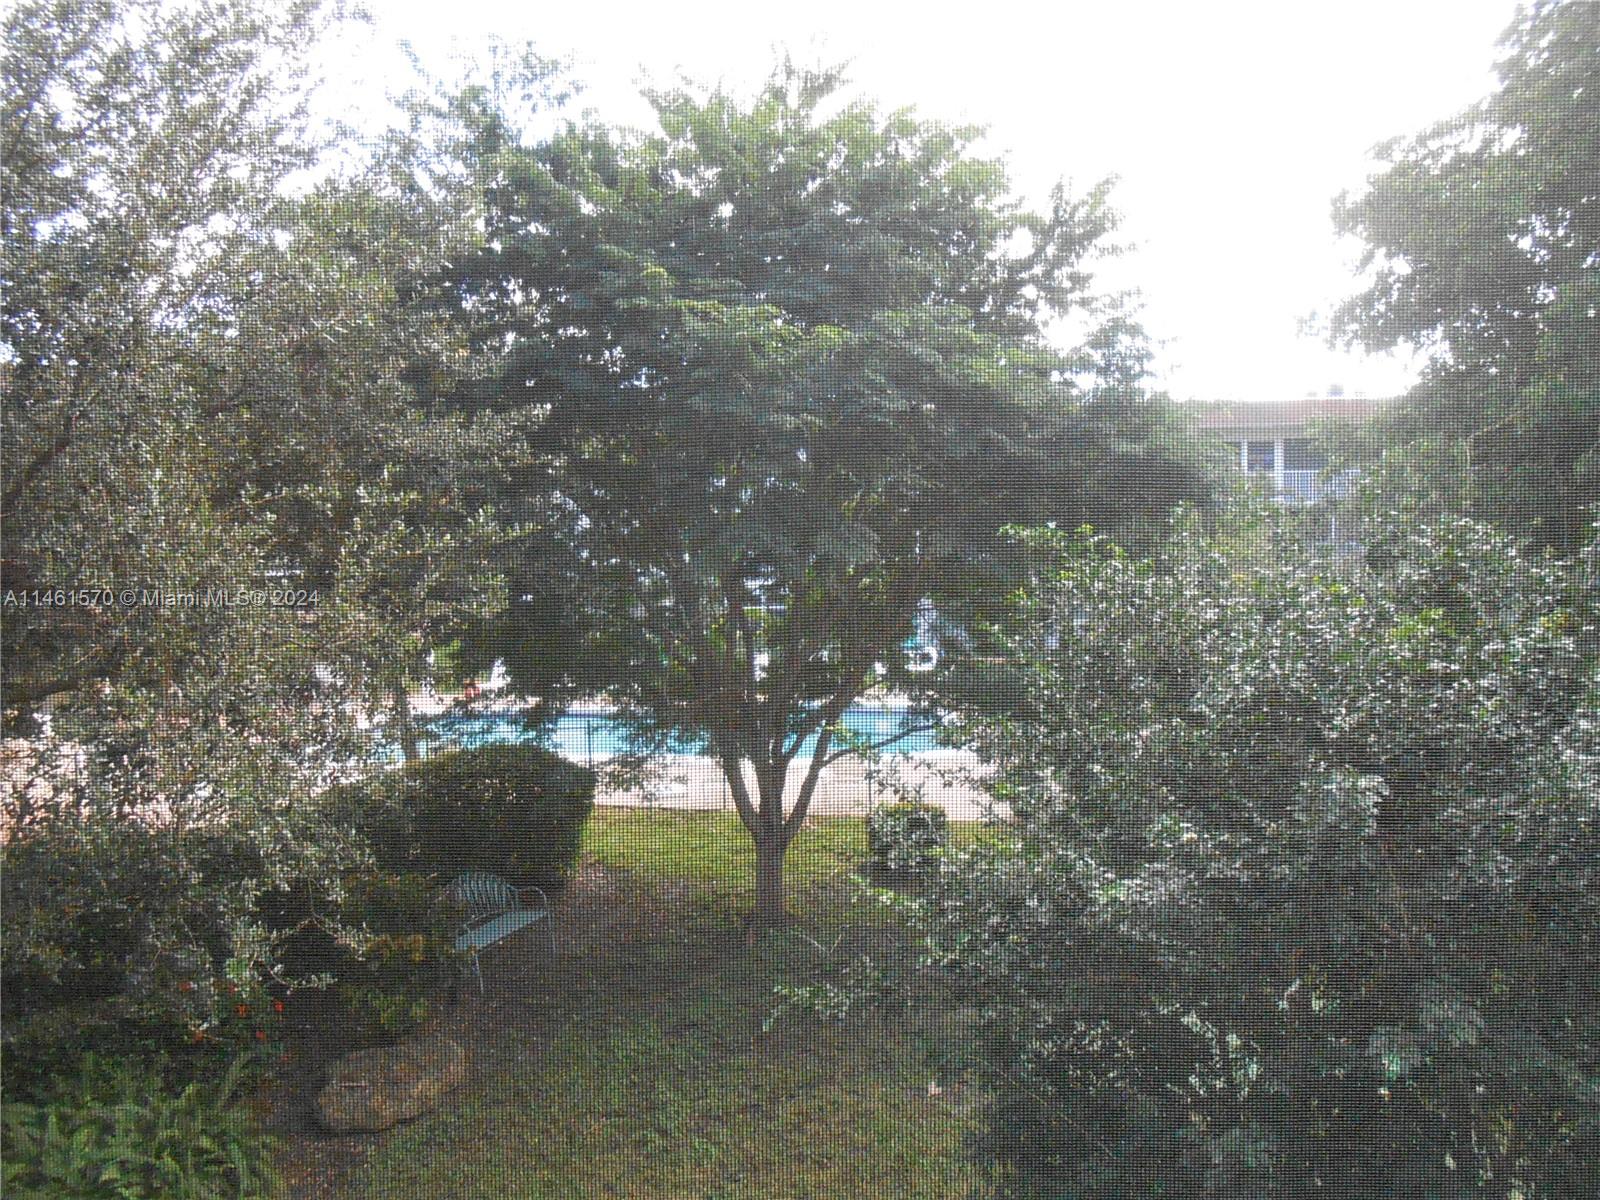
191,1029 -> 207,1043
178,980 -> 194,993
272,999 -> 285,1013
235,1003 -> 250,1018
254,1029 -> 267,1041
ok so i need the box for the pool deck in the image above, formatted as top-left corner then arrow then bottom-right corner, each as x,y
594,750 -> 1003,822
405,691 -> 1004,821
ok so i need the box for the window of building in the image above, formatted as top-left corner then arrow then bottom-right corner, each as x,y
1283,438 -> 1325,470
1246,439 -> 1275,471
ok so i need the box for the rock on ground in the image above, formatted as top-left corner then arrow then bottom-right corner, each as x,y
315,1037 -> 468,1133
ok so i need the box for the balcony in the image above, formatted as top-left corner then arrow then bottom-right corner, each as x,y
1250,468 -> 1356,504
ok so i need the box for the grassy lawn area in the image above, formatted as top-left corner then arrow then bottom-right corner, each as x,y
328,810 -> 990,1200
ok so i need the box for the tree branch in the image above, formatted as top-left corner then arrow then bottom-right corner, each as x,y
3,666 -> 105,709
782,723 -> 836,846
818,722 -> 941,769
1,411 -> 75,520
718,750 -> 760,835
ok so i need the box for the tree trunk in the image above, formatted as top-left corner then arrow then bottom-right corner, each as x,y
753,829 -> 787,935
743,759 -> 793,941
721,750 -> 815,941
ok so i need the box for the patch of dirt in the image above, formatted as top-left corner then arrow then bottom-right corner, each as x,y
264,863 -> 674,1200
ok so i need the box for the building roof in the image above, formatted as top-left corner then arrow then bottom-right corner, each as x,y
1186,397 -> 1384,435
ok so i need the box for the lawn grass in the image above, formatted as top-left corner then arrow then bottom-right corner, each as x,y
336,810 -> 991,1200
583,807 -> 873,895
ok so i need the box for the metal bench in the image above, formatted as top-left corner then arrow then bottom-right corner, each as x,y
445,871 -> 555,993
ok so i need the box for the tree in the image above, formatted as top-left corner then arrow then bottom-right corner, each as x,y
1332,0 -> 1599,554
2,0 -> 510,725
896,509 -> 1600,1197
1,0 -> 502,1042
441,62 -> 1213,931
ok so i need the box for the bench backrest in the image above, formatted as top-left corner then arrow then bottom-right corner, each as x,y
447,871 -> 517,919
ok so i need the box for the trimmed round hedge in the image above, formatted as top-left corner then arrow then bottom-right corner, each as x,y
336,744 -> 597,892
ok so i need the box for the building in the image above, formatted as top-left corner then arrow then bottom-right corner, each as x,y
1190,397 -> 1380,504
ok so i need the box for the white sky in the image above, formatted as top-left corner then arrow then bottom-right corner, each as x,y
329,0 -> 1523,403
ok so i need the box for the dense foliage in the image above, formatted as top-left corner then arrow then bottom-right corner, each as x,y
866,802 -> 950,884
0,0 -> 507,1075
2,1053 -> 277,1200
331,744 -> 596,892
2,0 -> 504,723
1333,0 -> 1599,553
1,823 -> 283,1077
278,869 -> 466,1042
912,511 -> 1599,1197
438,59 -> 1214,926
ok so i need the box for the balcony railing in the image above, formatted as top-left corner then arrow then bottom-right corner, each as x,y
1278,469 -> 1356,503
1244,468 -> 1357,503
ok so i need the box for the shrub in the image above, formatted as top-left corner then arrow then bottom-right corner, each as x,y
273,743 -> 593,1043
866,802 -> 949,883
332,870 -> 464,1041
334,743 -> 596,892
1,823 -> 283,1095
2,772 -> 368,1087
915,512 -> 1600,1198
259,867 -> 464,1044
1,1052 -> 277,1199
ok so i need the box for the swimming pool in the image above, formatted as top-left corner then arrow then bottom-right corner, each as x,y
417,704 -> 948,762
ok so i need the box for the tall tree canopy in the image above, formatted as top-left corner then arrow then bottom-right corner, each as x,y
2,0 -> 503,728
444,63 -> 1212,929
1,0 -> 504,1025
1333,0 -> 1599,553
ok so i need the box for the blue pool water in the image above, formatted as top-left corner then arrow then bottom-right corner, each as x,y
418,704 -> 946,761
